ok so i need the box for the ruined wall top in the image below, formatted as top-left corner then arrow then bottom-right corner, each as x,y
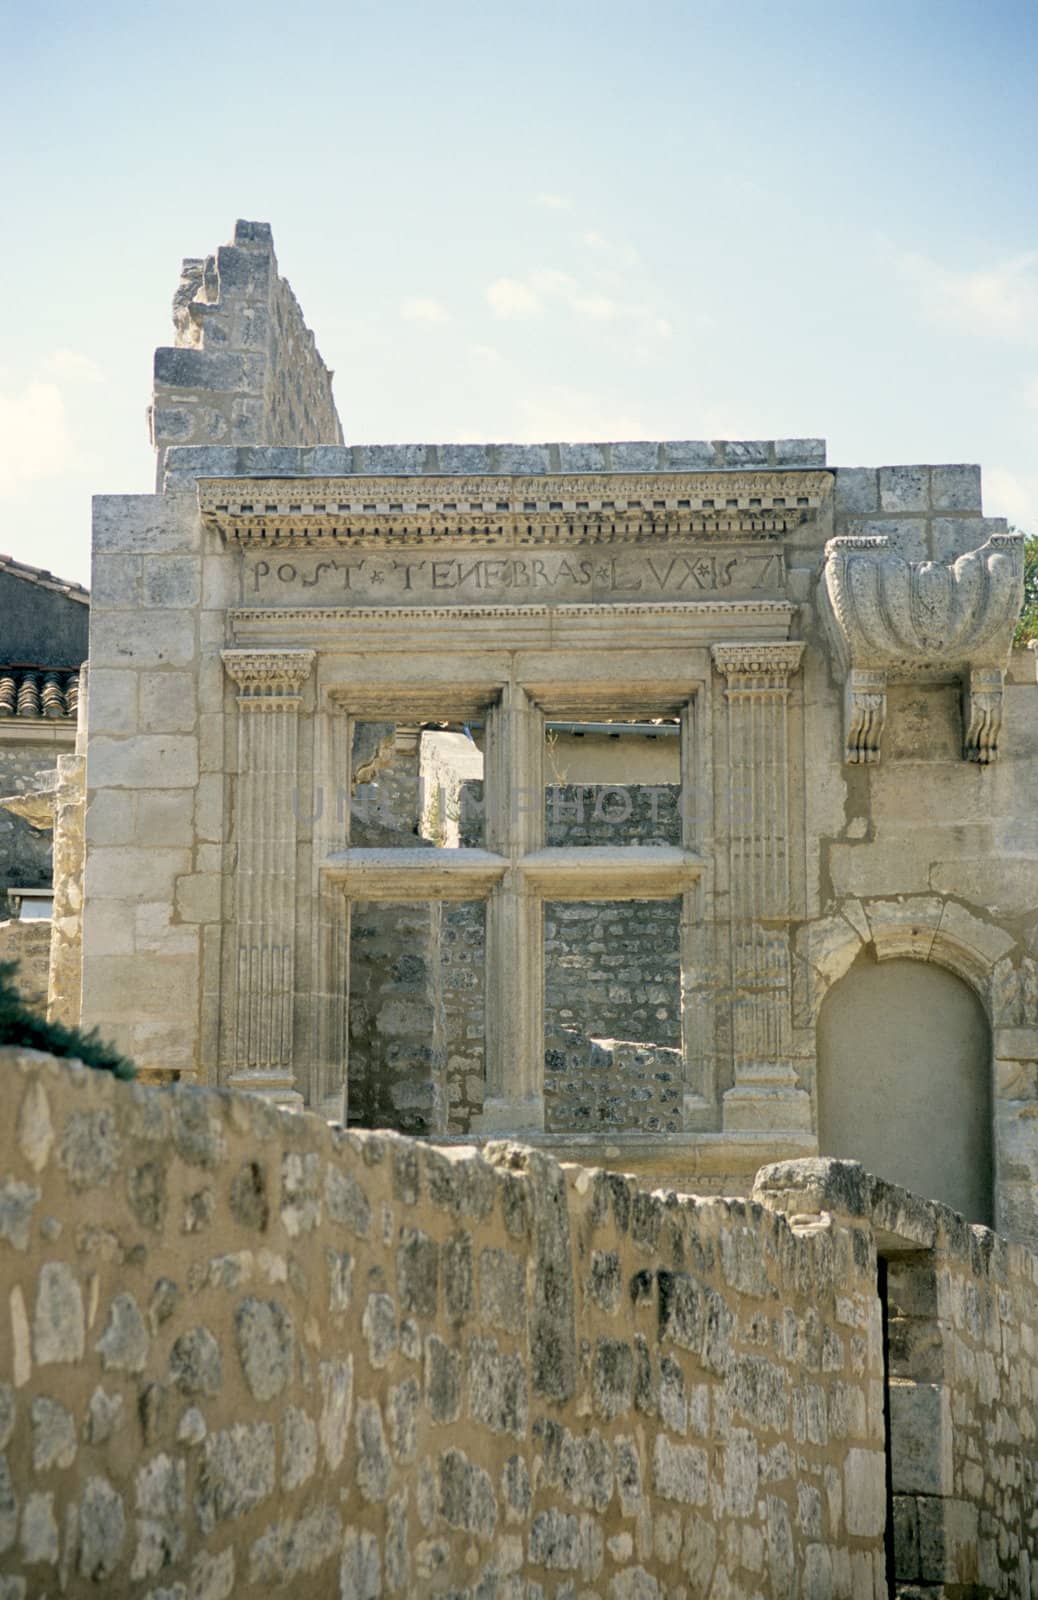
150,220 -> 343,485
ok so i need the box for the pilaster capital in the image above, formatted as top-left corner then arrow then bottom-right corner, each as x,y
711,641 -> 805,689
222,649 -> 315,705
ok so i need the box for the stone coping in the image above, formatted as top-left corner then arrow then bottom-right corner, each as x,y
163,437 -> 828,485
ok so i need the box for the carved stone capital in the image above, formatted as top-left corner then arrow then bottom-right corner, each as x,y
711,641 -> 805,690
822,531 -> 1023,763
222,649 -> 315,705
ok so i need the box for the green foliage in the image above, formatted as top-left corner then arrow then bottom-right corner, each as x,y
1013,529 -> 1038,647
0,961 -> 135,1079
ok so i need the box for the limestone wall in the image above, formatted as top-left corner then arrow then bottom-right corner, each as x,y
151,221 -> 342,481
2,1053 -> 1037,1596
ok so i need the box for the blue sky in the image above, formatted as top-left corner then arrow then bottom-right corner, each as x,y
1,0 -> 1036,585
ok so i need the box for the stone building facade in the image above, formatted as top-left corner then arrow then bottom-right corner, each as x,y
72,221 -> 1038,1254
0,555 -> 88,1010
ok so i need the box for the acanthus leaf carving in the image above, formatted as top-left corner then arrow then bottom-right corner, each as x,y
822,532 -> 1023,763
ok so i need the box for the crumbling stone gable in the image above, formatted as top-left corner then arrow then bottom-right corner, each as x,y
150,220 -> 343,483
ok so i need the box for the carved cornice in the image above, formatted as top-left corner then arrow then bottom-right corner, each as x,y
711,642 -> 805,689
222,648 -> 315,705
821,532 -> 1024,763
199,471 -> 833,549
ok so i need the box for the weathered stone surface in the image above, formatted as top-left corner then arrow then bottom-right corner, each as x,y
355,1399 -> 391,1503
169,1326 -> 222,1396
281,1406 -> 317,1490
438,1447 -> 497,1536
33,1262 -> 84,1363
131,1452 -> 186,1578
652,1435 -> 708,1504
96,1291 -> 149,1372
467,1336 -> 528,1437
396,1227 -> 438,1316
0,1455 -> 15,1554
234,1297 -> 294,1401
478,1246 -> 526,1330
248,1505 -> 341,1584
318,1359 -> 353,1471
20,1490 -> 58,1565
86,1387 -> 124,1445
325,1165 -> 371,1238
196,1423 -> 275,1533
362,1292 -> 397,1368
59,1109 -> 119,1189
229,1161 -> 269,1231
30,1396 -> 76,1470
78,1475 -> 126,1579
339,1526 -> 381,1600
0,1183 -> 39,1253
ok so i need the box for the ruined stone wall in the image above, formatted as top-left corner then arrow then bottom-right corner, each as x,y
151,221 -> 342,482
47,754 -> 85,1028
0,918 -> 50,1010
348,901 -> 447,1137
0,745 -> 57,916
755,1158 -> 1038,1596
2,1054 -> 1036,1596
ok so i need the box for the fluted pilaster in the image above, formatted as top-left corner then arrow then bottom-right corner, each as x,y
222,649 -> 315,1103
712,642 -> 810,1132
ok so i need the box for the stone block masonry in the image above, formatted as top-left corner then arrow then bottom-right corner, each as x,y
2,1050 -> 1036,1596
150,221 -> 343,485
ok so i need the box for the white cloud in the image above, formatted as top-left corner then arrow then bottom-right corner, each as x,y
512,385 -> 656,443
534,192 -> 571,211
0,351 -> 105,497
898,249 -> 1038,342
468,343 -> 502,363
1022,375 -> 1038,410
487,278 -> 543,319
487,267 -> 670,337
985,467 -> 1038,533
400,297 -> 450,324
0,380 -> 75,495
43,348 -> 104,383
582,230 -> 607,249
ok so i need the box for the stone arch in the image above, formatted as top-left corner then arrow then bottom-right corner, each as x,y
796,895 -> 1016,1029
815,950 -> 993,1225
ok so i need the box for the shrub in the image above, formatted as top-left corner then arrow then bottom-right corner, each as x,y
1013,530 -> 1038,647
0,960 -> 135,1079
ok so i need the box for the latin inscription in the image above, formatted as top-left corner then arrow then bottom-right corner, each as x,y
246,547 -> 785,604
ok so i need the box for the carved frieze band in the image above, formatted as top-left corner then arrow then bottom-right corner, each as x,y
822,533 -> 1023,764
199,471 -> 833,549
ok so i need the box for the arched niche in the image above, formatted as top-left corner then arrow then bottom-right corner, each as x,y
817,951 -> 993,1226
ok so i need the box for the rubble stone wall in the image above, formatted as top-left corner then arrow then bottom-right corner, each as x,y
2,1053 -> 1036,1597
